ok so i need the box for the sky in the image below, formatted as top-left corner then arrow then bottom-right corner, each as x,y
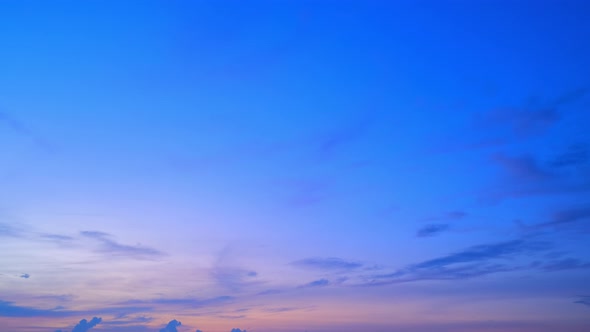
1,0 -> 590,331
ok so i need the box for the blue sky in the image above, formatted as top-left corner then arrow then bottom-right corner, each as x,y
1,1 -> 590,331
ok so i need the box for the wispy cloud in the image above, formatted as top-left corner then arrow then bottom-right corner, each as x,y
550,143 -> 588,167
416,224 -> 451,237
484,150 -> 590,201
0,300 -> 150,318
0,111 -> 53,150
574,296 -> 590,307
423,211 -> 467,222
0,222 -> 23,238
256,289 -> 282,296
476,107 -> 560,138
492,153 -> 552,181
362,239 -> 552,285
211,267 -> 260,292
80,231 -> 164,259
299,278 -> 330,288
537,258 -> 590,272
317,114 -> 373,158
119,296 -> 233,309
292,257 -> 362,271
0,111 -> 33,136
0,300 -> 68,318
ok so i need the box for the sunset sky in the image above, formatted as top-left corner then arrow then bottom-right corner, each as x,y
1,1 -> 590,332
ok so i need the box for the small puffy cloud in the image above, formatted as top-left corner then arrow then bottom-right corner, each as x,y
72,317 -> 102,332
20,273 -> 30,279
160,319 -> 181,332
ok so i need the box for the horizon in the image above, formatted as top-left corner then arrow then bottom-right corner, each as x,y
1,1 -> 590,332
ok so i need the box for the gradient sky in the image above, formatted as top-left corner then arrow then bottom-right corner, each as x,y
1,1 -> 590,332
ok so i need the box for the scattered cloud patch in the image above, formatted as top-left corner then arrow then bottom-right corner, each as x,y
230,329 -> 247,332
0,222 -> 22,238
551,143 -> 588,167
574,296 -> 590,307
257,289 -> 282,296
533,207 -> 590,229
292,257 -> 362,271
119,296 -> 233,309
20,273 -> 30,279
317,114 -> 373,158
300,278 -> 330,288
539,258 -> 590,271
423,211 -> 467,222
81,230 -> 164,259
41,234 -> 75,241
0,300 -> 68,317
485,151 -> 590,201
493,153 -> 552,181
211,267 -> 260,292
72,317 -> 102,332
416,223 -> 450,237
364,239 -> 552,285
478,107 -> 560,138
159,320 -> 181,332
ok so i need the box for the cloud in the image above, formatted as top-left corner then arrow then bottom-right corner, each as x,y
550,143 -> 588,167
230,329 -> 247,332
0,299 -> 150,318
80,230 -> 164,259
41,234 -> 76,241
0,111 -> 32,136
416,223 -> 450,237
0,300 -> 68,317
211,267 -> 260,292
0,111 -> 53,150
20,273 -> 30,279
492,153 -> 551,181
119,296 -> 233,309
316,113 -> 374,158
574,296 -> 590,307
256,289 -> 282,296
72,317 -> 102,332
539,258 -> 590,271
423,211 -> 467,222
532,207 -> 590,229
159,320 -> 181,332
484,151 -> 590,201
300,278 -> 330,288
292,257 -> 362,271
412,240 -> 549,269
0,222 -> 23,238
364,239 -> 552,285
33,294 -> 74,302
477,107 -> 560,138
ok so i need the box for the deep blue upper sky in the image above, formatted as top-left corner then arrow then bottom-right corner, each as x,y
1,1 -> 589,332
